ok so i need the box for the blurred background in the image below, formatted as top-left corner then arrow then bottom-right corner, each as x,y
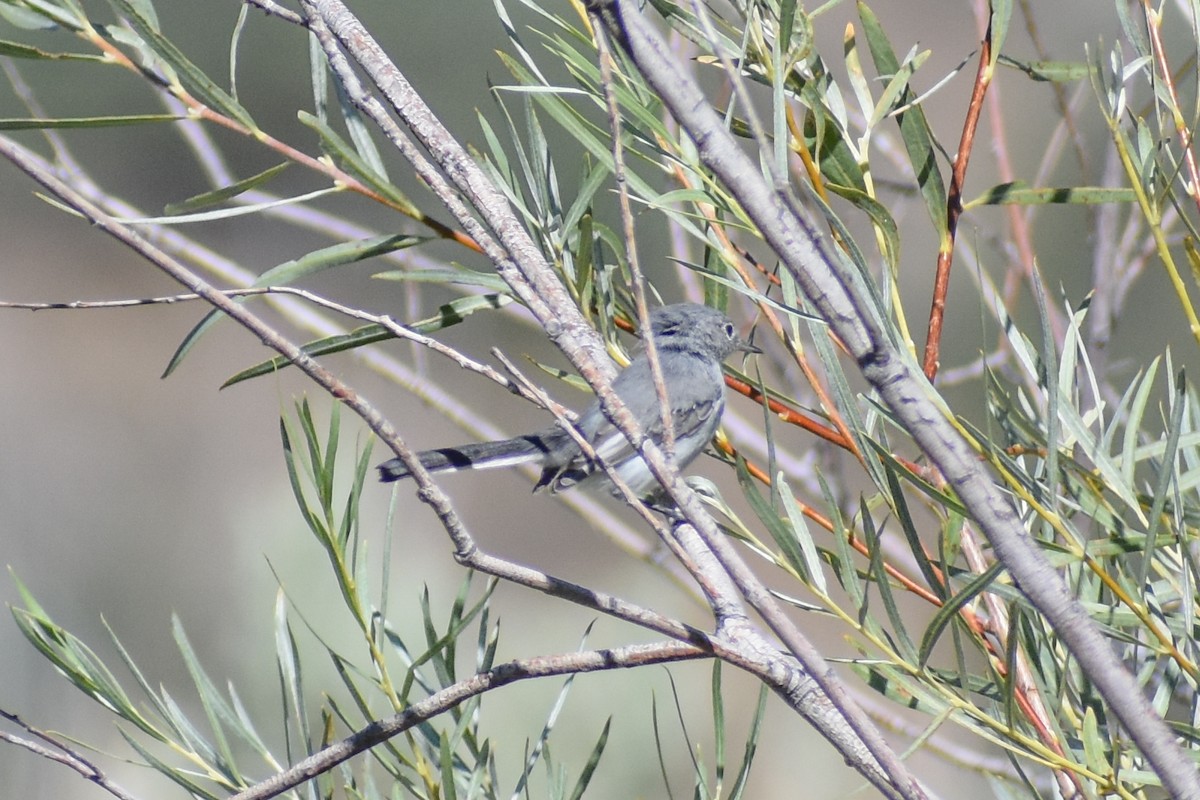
0,2 -> 1180,798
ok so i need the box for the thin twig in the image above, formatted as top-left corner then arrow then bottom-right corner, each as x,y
241,0 -> 303,25
0,287 -> 543,403
0,286 -> 332,311
592,18 -> 675,462
921,14 -> 992,380
0,710 -> 137,800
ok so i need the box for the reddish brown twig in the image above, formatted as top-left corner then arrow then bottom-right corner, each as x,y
922,18 -> 993,380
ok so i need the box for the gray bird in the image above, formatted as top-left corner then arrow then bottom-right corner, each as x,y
378,303 -> 758,499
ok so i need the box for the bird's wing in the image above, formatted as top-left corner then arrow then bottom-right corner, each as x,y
538,354 -> 724,492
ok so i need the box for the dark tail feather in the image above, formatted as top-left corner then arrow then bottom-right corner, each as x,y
377,435 -> 550,482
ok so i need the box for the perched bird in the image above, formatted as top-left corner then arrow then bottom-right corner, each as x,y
378,303 -> 758,499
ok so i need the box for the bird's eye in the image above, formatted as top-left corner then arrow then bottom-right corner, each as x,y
723,322 -> 736,338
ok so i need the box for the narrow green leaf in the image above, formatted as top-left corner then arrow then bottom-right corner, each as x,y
543,31 -> 672,141
326,654 -> 377,726
0,39 -> 104,59
802,110 -> 866,192
881,461 -> 945,597
735,458 -> 804,573
164,162 -> 290,215
440,733 -> 458,800
224,684 -> 274,761
826,182 -> 900,270
1141,369 -> 1187,587
102,619 -> 176,738
274,591 -> 312,765
120,186 -> 341,225
964,182 -> 1136,210
862,509 -> 917,660
394,579 -> 496,705
918,561 -> 1004,666
1116,0 -> 1150,58
495,53 -> 646,192
1120,361 -> 1160,488
306,20 -> 330,121
43,0 -> 88,26
727,685 -> 767,800
858,1 -> 947,237
298,110 -> 418,214
711,660 -> 725,787
419,588 -> 454,688
514,624 -> 591,798
172,616 -> 239,773
776,474 -> 828,594
566,718 -> 611,800
9,570 -> 48,617
868,46 -> 928,130
335,83 -> 389,181
675,262 -> 823,322
228,4 -> 248,102
267,235 -> 427,287
119,729 -> 220,800
650,693 -> 671,795
373,267 -> 512,293
0,113 -> 181,129
1081,706 -> 1107,774
9,596 -> 151,733
157,690 -> 218,767
0,5 -> 57,28
988,0 -> 1011,70
998,55 -> 1089,82
561,160 -> 609,235
850,660 -> 949,715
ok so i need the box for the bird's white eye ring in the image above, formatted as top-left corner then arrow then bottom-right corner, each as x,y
723,322 -> 736,338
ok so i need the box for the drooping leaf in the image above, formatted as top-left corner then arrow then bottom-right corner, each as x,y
221,294 -> 512,388
163,162 -> 290,215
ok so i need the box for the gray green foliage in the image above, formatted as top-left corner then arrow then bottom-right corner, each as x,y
4,0 -> 1200,798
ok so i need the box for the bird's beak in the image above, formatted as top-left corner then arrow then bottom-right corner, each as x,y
739,338 -> 762,354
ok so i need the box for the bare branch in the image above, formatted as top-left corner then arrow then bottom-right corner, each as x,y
0,710 -> 138,800
231,642 -> 705,800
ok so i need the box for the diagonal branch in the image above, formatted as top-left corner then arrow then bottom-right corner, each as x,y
0,710 -> 137,800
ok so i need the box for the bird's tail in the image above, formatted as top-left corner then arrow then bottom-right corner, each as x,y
377,435 -> 550,482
